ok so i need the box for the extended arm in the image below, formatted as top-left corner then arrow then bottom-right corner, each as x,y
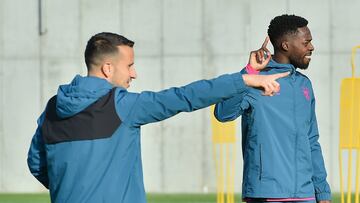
120,72 -> 247,127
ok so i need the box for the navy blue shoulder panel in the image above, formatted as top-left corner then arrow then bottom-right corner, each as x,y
41,88 -> 121,144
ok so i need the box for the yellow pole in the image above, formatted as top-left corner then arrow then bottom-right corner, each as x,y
220,144 -> 224,203
213,144 -> 219,203
356,148 -> 360,203
226,144 -> 231,203
340,149 -> 344,203
347,148 -> 353,203
230,144 -> 236,203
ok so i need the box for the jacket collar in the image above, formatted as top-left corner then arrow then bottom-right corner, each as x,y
267,59 -> 296,76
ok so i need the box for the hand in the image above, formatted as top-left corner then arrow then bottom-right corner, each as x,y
248,36 -> 272,71
242,72 -> 290,96
318,200 -> 331,203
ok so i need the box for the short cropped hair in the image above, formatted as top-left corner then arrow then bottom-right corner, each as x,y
84,32 -> 134,70
267,14 -> 308,50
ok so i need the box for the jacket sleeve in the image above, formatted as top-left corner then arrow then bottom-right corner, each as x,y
27,112 -> 49,189
309,94 -> 331,201
214,69 -> 250,122
116,72 -> 248,127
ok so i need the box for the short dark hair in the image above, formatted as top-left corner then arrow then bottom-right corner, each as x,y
84,32 -> 134,70
267,14 -> 308,50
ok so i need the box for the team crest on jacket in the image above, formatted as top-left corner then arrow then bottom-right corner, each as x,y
302,87 -> 310,101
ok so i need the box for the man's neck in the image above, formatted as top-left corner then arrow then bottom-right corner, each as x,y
88,71 -> 105,79
272,52 -> 290,64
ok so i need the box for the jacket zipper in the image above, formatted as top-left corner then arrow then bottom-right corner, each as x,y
292,76 -> 298,195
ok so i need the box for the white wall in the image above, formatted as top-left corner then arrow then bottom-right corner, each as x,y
0,0 -> 359,193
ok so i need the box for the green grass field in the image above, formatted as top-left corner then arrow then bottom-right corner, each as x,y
0,193 -> 344,203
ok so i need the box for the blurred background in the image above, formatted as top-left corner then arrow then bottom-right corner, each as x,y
0,0 -> 360,199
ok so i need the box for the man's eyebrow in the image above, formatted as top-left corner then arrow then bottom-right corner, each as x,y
129,62 -> 134,66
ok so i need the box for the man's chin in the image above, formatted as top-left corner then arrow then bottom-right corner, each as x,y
297,62 -> 310,70
116,83 -> 129,89
298,66 -> 309,70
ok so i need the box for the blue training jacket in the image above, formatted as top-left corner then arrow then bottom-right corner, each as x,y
28,72 -> 246,203
214,59 -> 331,201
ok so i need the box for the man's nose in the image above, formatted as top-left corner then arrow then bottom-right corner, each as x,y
131,68 -> 137,79
309,43 -> 314,51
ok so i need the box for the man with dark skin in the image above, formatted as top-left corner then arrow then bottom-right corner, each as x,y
215,14 -> 331,203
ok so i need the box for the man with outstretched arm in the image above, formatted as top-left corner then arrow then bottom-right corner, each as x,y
28,32 -> 287,203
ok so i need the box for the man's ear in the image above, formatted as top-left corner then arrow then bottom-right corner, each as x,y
281,41 -> 289,52
101,62 -> 112,78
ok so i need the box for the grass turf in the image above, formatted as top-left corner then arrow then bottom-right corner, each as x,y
0,193 -> 344,203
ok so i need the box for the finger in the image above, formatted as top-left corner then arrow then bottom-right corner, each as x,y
272,71 -> 290,80
269,83 -> 278,94
261,85 -> 271,96
263,51 -> 271,64
262,46 -> 271,54
267,82 -> 276,91
265,84 -> 273,95
272,81 -> 280,89
256,52 -> 262,63
250,51 -> 256,57
261,36 -> 270,49
258,50 -> 264,62
262,90 -> 271,96
249,51 -> 256,64
271,81 -> 280,92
